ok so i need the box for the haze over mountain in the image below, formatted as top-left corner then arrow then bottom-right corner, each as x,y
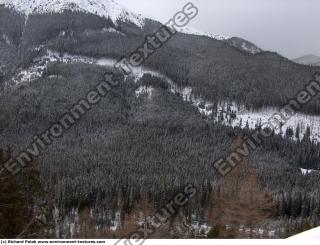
293,54 -> 320,66
117,0 -> 320,59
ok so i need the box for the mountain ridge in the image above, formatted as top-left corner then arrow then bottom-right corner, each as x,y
0,0 -> 145,27
0,0 -> 263,54
179,27 -> 262,54
1,0 -> 319,114
1,0 -> 320,239
293,54 -> 320,66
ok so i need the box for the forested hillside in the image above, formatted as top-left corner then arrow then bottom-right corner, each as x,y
1,5 -> 320,113
0,62 -> 319,237
0,1 -> 320,239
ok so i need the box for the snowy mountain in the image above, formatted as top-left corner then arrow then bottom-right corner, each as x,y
293,54 -> 320,66
0,0 -> 263,54
180,27 -> 262,54
225,37 -> 262,54
1,1 -> 320,239
0,0 -> 145,27
179,26 -> 229,41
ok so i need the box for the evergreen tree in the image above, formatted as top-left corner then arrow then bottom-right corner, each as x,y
295,124 -> 300,140
286,127 -> 294,139
303,126 -> 311,142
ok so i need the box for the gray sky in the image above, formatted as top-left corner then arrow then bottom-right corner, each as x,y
117,0 -> 320,59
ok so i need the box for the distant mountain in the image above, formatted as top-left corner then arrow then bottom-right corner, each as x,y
0,0 -> 263,55
293,54 -> 320,66
180,27 -> 262,54
225,37 -> 262,54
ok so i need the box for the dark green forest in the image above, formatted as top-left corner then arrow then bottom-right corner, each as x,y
1,62 -> 320,237
0,6 -> 320,238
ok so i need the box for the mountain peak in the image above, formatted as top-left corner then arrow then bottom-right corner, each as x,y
0,0 -> 145,27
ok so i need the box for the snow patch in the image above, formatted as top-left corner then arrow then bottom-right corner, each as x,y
240,42 -> 261,54
175,87 -> 320,142
191,222 -> 211,234
179,26 -> 229,41
301,168 -> 313,175
179,27 -> 261,54
230,106 -> 320,142
135,86 -> 154,100
1,34 -> 12,45
300,168 -> 319,175
101,27 -> 124,35
179,91 -> 320,143
9,49 -> 113,85
7,49 -> 320,143
59,30 -> 67,37
181,87 -> 192,101
110,210 -> 121,231
0,0 -> 145,28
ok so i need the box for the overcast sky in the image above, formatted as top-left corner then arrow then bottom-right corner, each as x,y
117,0 -> 320,59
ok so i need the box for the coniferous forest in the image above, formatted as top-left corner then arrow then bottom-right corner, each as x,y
1,2 -> 320,239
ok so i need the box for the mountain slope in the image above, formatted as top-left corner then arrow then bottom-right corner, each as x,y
225,36 -> 262,54
293,54 -> 320,66
0,0 -> 145,27
0,0 -> 263,54
1,0 -> 320,239
179,26 -> 229,41
0,0 -> 319,114
180,27 -> 262,54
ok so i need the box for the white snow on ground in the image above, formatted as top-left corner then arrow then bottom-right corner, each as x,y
0,0 -> 145,27
110,210 -> 121,231
301,168 -> 320,175
290,226 -> 320,239
8,49 -> 320,144
101,27 -> 125,35
237,226 -> 275,238
9,50 -> 119,85
1,34 -> 11,45
240,42 -> 261,54
179,26 -> 229,41
228,105 -> 320,142
179,28 -> 261,54
182,92 -> 320,142
135,86 -> 154,100
301,168 -> 314,175
191,222 -> 212,235
7,49 -> 177,89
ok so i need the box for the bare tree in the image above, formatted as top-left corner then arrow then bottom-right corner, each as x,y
209,133 -> 276,237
